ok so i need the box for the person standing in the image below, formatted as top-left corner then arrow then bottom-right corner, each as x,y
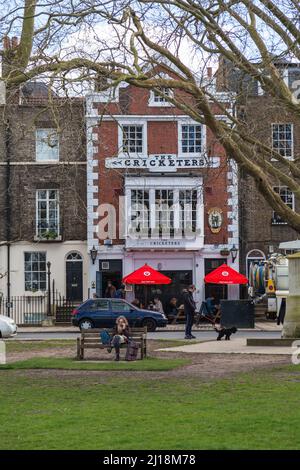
183,285 -> 196,339
114,284 -> 126,299
104,280 -> 116,298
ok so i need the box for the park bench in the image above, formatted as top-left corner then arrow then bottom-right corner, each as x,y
76,327 -> 147,360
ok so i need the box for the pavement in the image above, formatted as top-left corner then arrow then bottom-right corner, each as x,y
157,337 -> 292,355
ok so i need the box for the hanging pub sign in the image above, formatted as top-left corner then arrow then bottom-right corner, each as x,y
208,207 -> 223,233
105,154 -> 220,172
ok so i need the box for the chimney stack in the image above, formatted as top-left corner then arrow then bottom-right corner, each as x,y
11,37 -> 19,48
3,36 -> 11,50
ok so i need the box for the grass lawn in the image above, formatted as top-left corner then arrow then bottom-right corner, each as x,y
4,338 -> 198,353
5,340 -> 75,353
0,357 -> 189,371
1,364 -> 300,449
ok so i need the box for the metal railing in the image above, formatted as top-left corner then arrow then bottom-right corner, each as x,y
0,290 -> 77,325
0,295 -> 47,325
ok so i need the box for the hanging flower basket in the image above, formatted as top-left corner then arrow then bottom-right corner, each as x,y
220,249 -> 230,257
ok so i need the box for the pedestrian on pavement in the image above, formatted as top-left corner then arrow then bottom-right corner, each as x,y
183,284 -> 196,339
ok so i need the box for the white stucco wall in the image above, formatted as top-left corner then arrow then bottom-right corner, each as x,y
0,241 -> 89,299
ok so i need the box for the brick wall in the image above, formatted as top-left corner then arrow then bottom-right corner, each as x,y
93,80 -> 231,246
0,100 -> 87,243
239,95 -> 300,271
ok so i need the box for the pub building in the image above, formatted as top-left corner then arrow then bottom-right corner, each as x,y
86,66 -> 240,309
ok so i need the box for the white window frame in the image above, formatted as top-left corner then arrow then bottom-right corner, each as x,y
35,189 -> 60,239
118,121 -> 147,158
148,88 -> 174,107
272,186 -> 295,225
24,251 -> 47,292
36,128 -> 59,162
271,123 -> 294,160
178,120 -> 206,156
125,176 -> 203,239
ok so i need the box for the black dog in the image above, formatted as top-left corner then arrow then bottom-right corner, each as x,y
215,326 -> 237,341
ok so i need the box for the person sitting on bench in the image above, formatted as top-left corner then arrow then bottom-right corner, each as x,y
109,316 -> 131,361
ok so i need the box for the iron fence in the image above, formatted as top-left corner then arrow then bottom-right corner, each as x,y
0,295 -> 47,325
0,291 -> 77,325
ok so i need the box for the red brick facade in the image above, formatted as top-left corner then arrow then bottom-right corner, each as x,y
86,67 -> 239,304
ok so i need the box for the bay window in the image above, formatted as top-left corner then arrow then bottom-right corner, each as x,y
126,177 -> 202,241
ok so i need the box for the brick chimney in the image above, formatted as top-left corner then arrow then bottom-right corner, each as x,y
11,37 -> 19,49
1,35 -> 19,80
3,36 -> 11,50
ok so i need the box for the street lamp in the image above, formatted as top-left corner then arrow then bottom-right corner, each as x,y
90,245 -> 98,264
230,244 -> 238,263
47,261 -> 51,316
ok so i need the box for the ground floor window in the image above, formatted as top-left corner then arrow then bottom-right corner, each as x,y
134,270 -> 192,311
24,252 -> 46,291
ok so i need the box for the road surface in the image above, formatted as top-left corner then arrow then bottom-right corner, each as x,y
11,330 -> 281,341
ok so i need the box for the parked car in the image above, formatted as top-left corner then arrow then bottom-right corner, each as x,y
0,315 -> 17,338
71,298 -> 168,332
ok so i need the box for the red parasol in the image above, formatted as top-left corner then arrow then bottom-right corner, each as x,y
123,264 -> 172,285
204,263 -> 248,285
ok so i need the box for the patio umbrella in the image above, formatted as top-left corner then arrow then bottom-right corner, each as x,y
123,264 -> 171,307
204,263 -> 248,285
123,264 -> 172,285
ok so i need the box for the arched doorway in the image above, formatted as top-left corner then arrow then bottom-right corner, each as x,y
246,249 -> 266,278
66,252 -> 83,301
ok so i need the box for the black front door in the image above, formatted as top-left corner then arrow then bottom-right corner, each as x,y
204,258 -> 228,301
66,260 -> 83,301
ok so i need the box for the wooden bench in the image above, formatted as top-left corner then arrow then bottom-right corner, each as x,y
76,327 -> 147,360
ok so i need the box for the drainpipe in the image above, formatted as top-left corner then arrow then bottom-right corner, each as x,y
5,118 -> 11,317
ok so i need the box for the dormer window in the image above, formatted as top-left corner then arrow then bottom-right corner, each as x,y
149,88 -> 173,107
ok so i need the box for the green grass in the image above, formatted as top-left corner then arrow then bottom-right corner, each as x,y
5,340 -> 75,353
1,364 -> 300,449
0,357 -> 189,371
4,338 -> 197,353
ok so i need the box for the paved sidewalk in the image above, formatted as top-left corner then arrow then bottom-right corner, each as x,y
157,337 -> 291,355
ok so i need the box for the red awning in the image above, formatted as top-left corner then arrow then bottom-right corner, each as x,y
123,264 -> 172,285
204,263 -> 248,285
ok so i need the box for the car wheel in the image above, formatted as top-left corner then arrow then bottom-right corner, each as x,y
142,318 -> 157,332
79,319 -> 94,330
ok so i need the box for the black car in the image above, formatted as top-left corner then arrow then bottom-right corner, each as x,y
71,298 -> 168,332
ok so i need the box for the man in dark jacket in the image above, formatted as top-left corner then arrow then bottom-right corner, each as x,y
114,284 -> 126,299
183,285 -> 197,339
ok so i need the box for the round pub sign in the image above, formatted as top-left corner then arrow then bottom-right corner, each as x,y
208,207 -> 223,233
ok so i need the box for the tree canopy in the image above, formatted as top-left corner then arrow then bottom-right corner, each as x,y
1,0 -> 300,230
